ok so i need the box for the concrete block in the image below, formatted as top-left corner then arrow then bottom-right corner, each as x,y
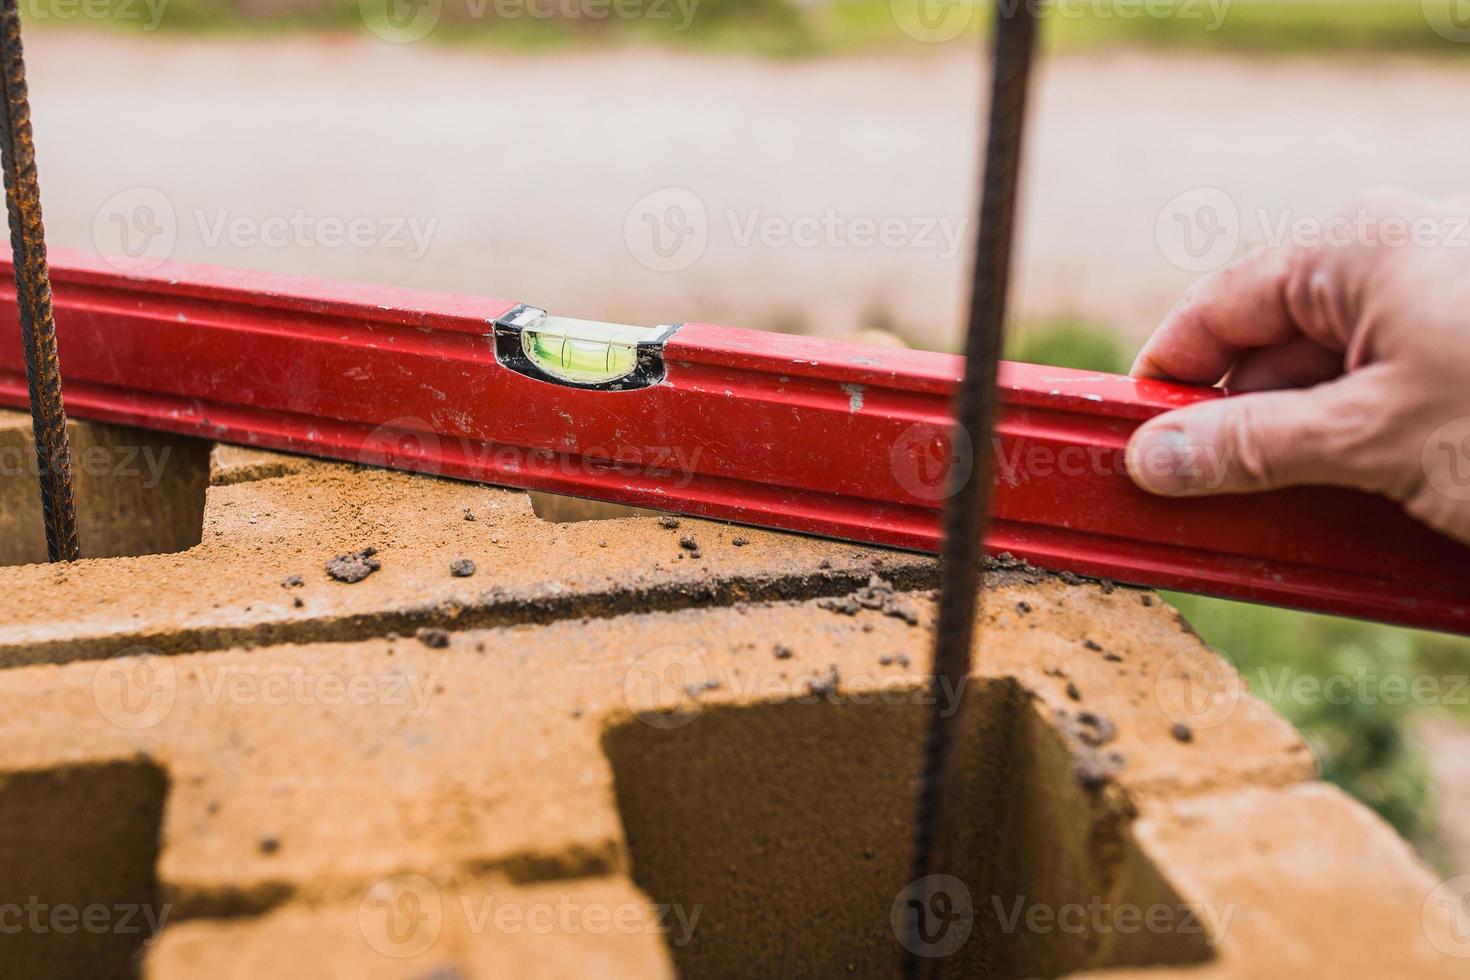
0,441 -> 1454,977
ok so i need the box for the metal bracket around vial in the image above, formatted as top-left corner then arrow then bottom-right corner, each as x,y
492,305 -> 680,392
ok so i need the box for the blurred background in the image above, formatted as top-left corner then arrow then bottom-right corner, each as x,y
19,0 -> 1470,871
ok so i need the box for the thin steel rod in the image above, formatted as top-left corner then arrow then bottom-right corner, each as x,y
903,2 -> 1038,976
0,0 -> 78,562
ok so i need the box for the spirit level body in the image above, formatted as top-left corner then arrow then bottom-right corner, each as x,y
1,250 -> 1466,633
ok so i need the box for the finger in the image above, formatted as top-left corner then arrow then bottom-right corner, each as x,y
1125,372 -> 1388,496
1132,246 -> 1306,385
1222,334 -> 1345,392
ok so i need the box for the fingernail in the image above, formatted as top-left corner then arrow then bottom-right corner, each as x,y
1128,425 -> 1199,495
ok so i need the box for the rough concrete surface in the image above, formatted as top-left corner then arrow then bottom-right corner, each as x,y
0,416 -> 1463,978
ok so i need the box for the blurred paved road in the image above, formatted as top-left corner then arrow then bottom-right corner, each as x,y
24,31 -> 1470,349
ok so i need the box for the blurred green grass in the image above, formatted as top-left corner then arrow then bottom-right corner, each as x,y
29,0 -> 1470,59
830,0 -> 1465,56
1015,317 -> 1470,857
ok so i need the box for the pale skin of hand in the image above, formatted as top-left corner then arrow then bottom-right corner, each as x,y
1124,189 -> 1470,547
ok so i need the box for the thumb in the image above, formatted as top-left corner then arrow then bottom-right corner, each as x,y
1126,376 -> 1386,497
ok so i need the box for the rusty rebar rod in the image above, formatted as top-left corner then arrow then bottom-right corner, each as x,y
0,0 -> 78,562
903,2 -> 1038,976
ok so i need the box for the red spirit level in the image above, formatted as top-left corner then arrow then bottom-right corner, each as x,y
2,249 -> 1467,634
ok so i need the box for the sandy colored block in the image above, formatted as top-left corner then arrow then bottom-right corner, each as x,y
0,462 -> 936,667
1071,782 -> 1469,980
0,558 -> 1321,977
208,443 -> 326,486
0,430 -> 1450,977
145,876 -> 677,980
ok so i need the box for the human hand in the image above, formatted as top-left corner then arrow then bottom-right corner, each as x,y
1125,189 -> 1470,547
